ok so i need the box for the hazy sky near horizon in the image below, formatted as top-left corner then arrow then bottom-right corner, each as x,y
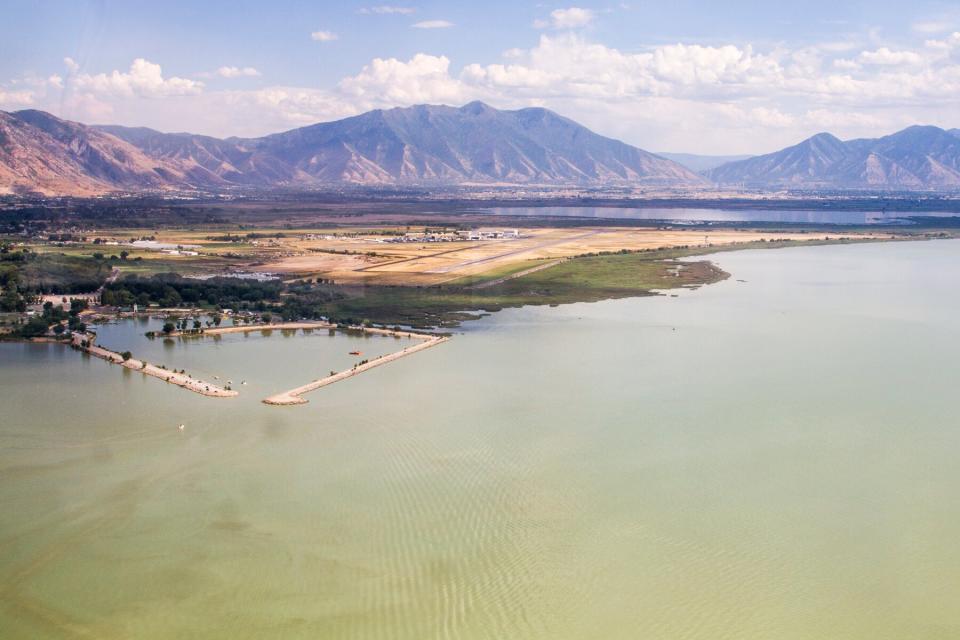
2,0 -> 959,154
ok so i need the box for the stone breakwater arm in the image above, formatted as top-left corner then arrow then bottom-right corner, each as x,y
263,335 -> 449,406
79,340 -> 238,398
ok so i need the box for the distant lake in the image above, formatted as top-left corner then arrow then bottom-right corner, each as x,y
2,240 -> 960,638
486,205 -> 959,225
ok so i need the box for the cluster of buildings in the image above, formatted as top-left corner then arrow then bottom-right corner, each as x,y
380,228 -> 521,244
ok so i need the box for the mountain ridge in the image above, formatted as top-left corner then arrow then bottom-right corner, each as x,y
4,105 -> 958,195
708,125 -> 960,190
0,102 -> 706,195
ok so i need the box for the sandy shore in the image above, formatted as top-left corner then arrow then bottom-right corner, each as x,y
75,335 -> 238,398
263,333 -> 448,406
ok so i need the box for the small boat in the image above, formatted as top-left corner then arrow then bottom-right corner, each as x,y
241,381 -> 248,385
349,351 -> 362,356
178,424 -> 185,431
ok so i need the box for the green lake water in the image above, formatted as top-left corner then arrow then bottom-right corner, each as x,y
1,240 -> 959,639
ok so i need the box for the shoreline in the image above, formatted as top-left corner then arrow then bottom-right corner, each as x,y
5,238 -> 953,403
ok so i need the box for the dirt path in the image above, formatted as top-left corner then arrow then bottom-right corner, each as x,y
263,333 -> 448,406
75,335 -> 237,398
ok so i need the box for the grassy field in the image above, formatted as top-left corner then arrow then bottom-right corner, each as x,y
29,243 -> 241,277
15,253 -> 113,293
317,250 -> 728,328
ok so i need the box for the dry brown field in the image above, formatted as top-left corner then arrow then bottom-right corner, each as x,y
238,227 -> 885,286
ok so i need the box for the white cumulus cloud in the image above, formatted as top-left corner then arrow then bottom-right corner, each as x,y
339,53 -> 467,106
535,7 -> 595,30
68,58 -> 203,98
412,20 -> 453,29
857,47 -> 924,66
217,66 -> 261,78
311,30 -> 338,42
0,88 -> 35,108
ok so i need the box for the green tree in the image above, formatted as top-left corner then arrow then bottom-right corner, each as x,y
162,321 -> 175,335
120,351 -> 132,361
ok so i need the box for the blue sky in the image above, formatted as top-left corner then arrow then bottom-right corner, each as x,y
2,0 -> 959,153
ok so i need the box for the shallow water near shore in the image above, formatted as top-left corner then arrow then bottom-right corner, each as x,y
2,240 -> 960,639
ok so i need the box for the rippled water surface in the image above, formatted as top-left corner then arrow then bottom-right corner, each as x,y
2,240 -> 960,639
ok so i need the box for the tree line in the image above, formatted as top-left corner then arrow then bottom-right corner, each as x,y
102,273 -> 285,309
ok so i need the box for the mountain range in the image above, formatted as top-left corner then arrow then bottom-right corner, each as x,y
2,102 -> 958,195
0,102 -> 705,196
707,126 -> 960,190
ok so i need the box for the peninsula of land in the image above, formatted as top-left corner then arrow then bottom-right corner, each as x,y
263,331 -> 448,406
71,332 -> 238,398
